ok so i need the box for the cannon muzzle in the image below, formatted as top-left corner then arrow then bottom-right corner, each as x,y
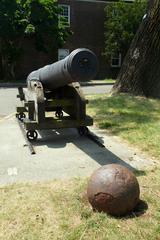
27,48 -> 98,90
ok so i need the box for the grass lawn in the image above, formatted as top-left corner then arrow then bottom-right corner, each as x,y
87,93 -> 160,159
0,168 -> 160,240
103,79 -> 116,84
1,93 -> 160,240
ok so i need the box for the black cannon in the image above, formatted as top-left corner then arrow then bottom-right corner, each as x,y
16,48 -> 98,141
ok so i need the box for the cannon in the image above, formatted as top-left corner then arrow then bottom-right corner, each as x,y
16,48 -> 98,141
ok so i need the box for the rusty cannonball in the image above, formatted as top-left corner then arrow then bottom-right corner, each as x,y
87,164 -> 140,216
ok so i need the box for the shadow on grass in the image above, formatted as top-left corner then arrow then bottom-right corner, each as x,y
90,199 -> 148,220
132,199 -> 148,217
119,199 -> 148,219
106,200 -> 148,220
88,94 -> 160,135
134,169 -> 147,176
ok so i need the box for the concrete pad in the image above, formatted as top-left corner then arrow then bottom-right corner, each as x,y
0,88 -> 19,116
0,116 -> 156,186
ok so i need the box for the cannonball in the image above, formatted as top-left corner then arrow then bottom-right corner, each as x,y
87,164 -> 140,216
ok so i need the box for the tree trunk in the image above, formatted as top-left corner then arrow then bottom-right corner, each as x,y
113,0 -> 160,98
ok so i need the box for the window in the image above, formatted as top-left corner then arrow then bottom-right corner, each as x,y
59,4 -> 70,26
111,53 -> 122,68
58,49 -> 69,60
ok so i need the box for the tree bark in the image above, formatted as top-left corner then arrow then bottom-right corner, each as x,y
113,0 -> 160,98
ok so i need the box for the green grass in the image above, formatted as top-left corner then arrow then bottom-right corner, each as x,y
0,168 -> 160,240
87,93 -> 160,159
103,78 -> 116,84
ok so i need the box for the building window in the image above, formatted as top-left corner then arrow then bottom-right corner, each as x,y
58,49 -> 69,60
111,53 -> 122,68
59,4 -> 70,26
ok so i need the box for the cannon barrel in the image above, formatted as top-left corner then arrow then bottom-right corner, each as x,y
27,48 -> 98,90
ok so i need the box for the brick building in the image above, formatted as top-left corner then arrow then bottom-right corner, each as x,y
58,0 -> 112,79
16,0 -> 130,80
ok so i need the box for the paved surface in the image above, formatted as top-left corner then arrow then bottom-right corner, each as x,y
0,116 -> 156,186
82,84 -> 113,95
0,85 -> 156,185
0,88 -> 19,118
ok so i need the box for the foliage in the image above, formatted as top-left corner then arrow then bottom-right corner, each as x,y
0,0 -> 70,80
104,0 -> 146,60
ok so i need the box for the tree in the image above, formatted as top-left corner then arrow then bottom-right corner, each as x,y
104,0 -> 146,61
113,0 -> 160,98
0,0 -> 70,80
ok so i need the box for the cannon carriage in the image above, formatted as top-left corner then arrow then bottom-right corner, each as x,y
16,48 -> 98,141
